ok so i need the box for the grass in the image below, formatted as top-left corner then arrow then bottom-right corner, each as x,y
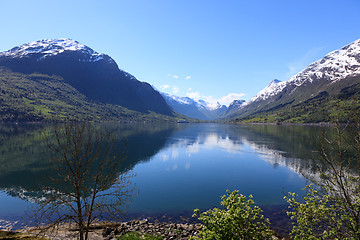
0,230 -> 47,240
0,67 -> 188,122
117,231 -> 163,240
235,96 -> 360,124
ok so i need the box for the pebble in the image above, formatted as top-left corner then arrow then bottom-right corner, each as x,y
102,219 -> 202,240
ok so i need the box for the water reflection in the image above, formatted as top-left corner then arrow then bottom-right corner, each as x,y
0,123 -> 178,191
0,123 -> 336,230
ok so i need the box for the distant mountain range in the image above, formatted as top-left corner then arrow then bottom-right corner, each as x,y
0,39 -> 176,121
160,92 -> 229,120
160,39 -> 360,123
0,38 -> 359,123
160,92 -> 247,120
225,38 -> 360,123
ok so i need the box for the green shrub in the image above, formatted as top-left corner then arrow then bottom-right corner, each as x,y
285,182 -> 360,240
191,190 -> 274,240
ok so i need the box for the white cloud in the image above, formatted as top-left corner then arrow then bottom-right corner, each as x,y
172,86 -> 180,94
202,93 -> 246,108
160,84 -> 170,90
168,74 -> 179,79
186,141 -> 200,153
183,87 -> 246,108
171,148 -> 179,159
186,91 -> 201,99
185,134 -> 243,154
219,93 -> 246,106
161,154 -> 169,161
167,74 -> 191,80
201,96 -> 218,109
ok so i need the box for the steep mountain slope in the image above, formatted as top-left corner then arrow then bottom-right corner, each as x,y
0,67 -> 178,122
160,92 -> 229,120
161,93 -> 209,120
223,99 -> 246,117
208,103 -> 228,120
229,38 -> 360,122
0,39 -> 173,116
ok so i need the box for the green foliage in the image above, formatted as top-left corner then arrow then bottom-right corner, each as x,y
285,184 -> 360,240
233,80 -> 360,124
284,112 -> 360,239
0,67 -> 183,122
285,181 -> 360,239
117,232 -> 163,240
191,190 -> 273,240
0,230 -> 48,240
238,97 -> 359,124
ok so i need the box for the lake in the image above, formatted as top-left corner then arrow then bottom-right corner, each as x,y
0,123 -> 329,233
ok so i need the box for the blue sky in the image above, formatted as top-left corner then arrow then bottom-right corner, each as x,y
1,0 -> 360,106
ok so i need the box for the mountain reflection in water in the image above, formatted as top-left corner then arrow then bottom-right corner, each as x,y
0,123 -> 333,234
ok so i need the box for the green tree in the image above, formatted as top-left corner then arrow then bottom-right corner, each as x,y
285,110 -> 360,239
191,190 -> 273,240
34,121 -> 135,240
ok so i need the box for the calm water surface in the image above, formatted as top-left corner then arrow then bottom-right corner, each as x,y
0,123 -> 326,230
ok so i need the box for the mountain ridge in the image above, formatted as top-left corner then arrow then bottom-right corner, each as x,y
248,39 -> 360,105
160,92 -> 243,120
2,38 -> 110,63
228,38 -> 360,123
1,38 -> 359,123
0,38 -> 174,118
0,67 -> 183,122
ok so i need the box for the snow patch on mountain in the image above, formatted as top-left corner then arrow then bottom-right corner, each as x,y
0,38 -> 110,63
160,92 -> 238,120
288,39 -> 360,86
249,79 -> 285,103
161,92 -> 216,110
249,38 -> 360,103
206,101 -> 227,111
228,99 -> 246,109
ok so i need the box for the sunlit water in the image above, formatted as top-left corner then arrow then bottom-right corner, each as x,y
0,123 -> 326,233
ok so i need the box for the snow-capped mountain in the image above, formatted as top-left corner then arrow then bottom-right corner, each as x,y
162,93 -> 208,109
2,38 -> 111,63
289,39 -> 360,83
160,92 -> 232,120
224,99 -> 246,116
0,38 -> 173,116
249,39 -> 360,104
229,38 -> 360,120
249,79 -> 282,102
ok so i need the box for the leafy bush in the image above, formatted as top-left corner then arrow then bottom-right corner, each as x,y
191,190 -> 273,240
285,112 -> 360,239
285,182 -> 360,240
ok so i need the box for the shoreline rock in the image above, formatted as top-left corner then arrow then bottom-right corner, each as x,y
15,219 -> 285,240
102,219 -> 202,240
17,219 -> 202,240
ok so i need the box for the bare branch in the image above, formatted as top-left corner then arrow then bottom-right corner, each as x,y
34,121 -> 135,240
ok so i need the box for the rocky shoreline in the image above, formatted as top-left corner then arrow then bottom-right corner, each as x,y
102,219 -> 202,240
16,219 -> 202,240
15,219 -> 285,240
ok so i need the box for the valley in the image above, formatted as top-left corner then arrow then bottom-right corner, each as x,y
1,2 -> 360,239
0,38 -> 359,124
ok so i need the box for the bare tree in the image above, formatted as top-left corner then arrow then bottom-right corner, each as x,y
285,107 -> 360,239
315,111 -> 360,238
34,121 -> 134,240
